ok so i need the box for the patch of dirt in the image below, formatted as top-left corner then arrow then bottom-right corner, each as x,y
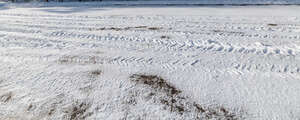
0,92 -> 13,103
129,74 -> 242,119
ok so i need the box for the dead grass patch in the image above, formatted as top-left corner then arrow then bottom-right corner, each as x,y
129,74 -> 241,119
134,26 -> 148,29
91,70 -> 102,76
109,27 -> 122,31
58,56 -> 78,64
213,30 -> 244,34
58,55 -> 97,65
123,91 -> 138,106
213,30 -> 222,33
70,103 -> 87,120
48,108 -> 55,116
160,35 -> 170,39
89,26 -> 163,31
89,27 -> 122,31
268,24 -> 278,26
27,104 -> 33,111
148,27 -> 162,30
64,101 -> 93,120
0,92 -> 13,103
130,74 -> 181,96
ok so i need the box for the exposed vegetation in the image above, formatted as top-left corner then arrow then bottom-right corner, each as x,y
129,74 -> 242,119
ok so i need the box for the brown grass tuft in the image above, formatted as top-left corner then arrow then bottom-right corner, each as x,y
27,104 -> 33,111
0,92 -> 13,103
160,35 -> 170,39
68,102 -> 92,120
48,108 -> 55,116
130,74 -> 181,96
148,27 -> 162,30
91,70 -> 102,76
268,24 -> 278,26
129,74 -> 241,119
134,26 -> 148,28
89,26 -> 163,31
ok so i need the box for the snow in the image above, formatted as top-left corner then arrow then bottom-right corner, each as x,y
2,0 -> 300,7
0,2 -> 300,120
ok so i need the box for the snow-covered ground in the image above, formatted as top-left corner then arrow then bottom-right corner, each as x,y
0,3 -> 300,120
3,0 -> 300,5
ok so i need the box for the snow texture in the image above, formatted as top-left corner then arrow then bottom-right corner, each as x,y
0,2 -> 300,120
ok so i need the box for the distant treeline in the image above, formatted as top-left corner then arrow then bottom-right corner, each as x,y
2,0 -> 159,2
3,0 -> 300,4
2,0 -> 143,2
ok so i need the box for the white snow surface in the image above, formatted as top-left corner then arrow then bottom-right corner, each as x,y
0,3 -> 300,120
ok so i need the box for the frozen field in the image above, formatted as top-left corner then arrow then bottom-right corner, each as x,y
0,3 -> 300,120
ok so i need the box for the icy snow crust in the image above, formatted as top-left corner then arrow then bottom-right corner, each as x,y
0,3 -> 300,120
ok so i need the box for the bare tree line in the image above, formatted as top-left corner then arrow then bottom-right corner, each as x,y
7,0 -> 107,2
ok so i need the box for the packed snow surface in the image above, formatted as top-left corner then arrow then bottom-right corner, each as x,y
0,3 -> 300,120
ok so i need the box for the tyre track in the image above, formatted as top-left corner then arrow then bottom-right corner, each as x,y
2,13 -> 300,34
2,16 -> 300,35
44,30 -> 299,57
1,13 -> 299,75
1,29 -> 300,75
2,13 -> 300,43
1,49 -> 300,75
